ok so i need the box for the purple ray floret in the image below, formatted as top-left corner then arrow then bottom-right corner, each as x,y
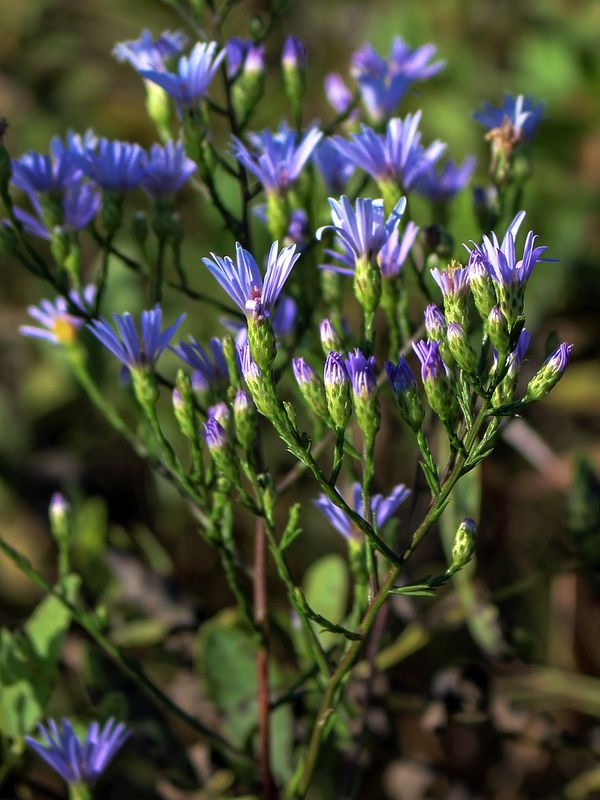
333,112 -> 446,189
88,305 -> 185,368
113,29 -> 188,72
351,37 -> 445,122
415,156 -> 476,202
385,356 -> 417,393
12,181 -> 101,240
141,141 -> 197,197
378,221 -> 419,278
25,718 -> 129,784
140,42 -> 225,106
474,94 -> 544,141
232,124 -> 322,194
203,241 -> 300,319
314,481 -> 410,540
75,138 -> 145,191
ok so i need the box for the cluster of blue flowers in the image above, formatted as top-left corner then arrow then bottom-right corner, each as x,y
2,19 -> 573,796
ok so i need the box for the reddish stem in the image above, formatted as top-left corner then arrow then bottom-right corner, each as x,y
254,518 -> 277,800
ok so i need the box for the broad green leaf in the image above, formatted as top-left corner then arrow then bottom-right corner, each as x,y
303,554 -> 349,647
0,574 -> 79,737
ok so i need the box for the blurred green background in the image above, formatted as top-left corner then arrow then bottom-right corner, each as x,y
1,1 -> 600,798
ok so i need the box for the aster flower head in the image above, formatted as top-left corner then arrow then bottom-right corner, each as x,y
208,401 -> 230,426
313,138 -> 355,194
415,156 -> 476,203
11,136 -> 82,195
19,287 -> 96,346
226,38 -> 265,78
385,355 -> 424,432
466,211 -> 554,323
430,262 -> 471,326
75,138 -> 145,191
385,356 -> 416,393
320,319 -> 343,353
88,304 -> 185,370
232,124 -> 322,194
25,718 -> 128,785
318,195 -> 406,269
203,241 -> 300,321
292,357 -> 316,386
314,482 -> 410,540
13,181 -> 101,240
113,29 -> 188,72
377,220 -> 419,278
412,339 -> 448,383
171,336 -> 228,397
293,357 -> 329,419
141,141 -> 196,197
333,113 -> 446,190
474,94 -> 544,143
203,416 -> 228,451
140,41 -> 225,107
323,351 -> 350,428
351,38 -> 445,122
238,342 -> 262,385
324,351 -> 349,387
345,348 -> 377,399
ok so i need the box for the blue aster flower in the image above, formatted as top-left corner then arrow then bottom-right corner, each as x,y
171,336 -> 229,395
88,305 -> 185,369
13,181 -> 101,240
317,195 -> 406,274
202,241 -> 300,320
75,138 -> 145,191
232,124 -> 322,194
313,138 -> 355,194
377,221 -> 419,278
474,94 -> 544,142
333,112 -> 446,190
140,41 -> 225,107
314,482 -> 410,540
140,141 -> 197,197
351,37 -> 445,122
414,156 -> 476,203
430,263 -> 470,300
19,286 -> 96,345
113,29 -> 188,72
25,718 -> 129,785
11,136 -> 82,195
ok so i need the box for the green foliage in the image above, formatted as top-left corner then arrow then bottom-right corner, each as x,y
303,554 -> 349,646
0,575 -> 78,737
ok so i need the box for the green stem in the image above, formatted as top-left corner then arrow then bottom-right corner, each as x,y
0,536 -> 249,766
289,401 -> 491,798
69,783 -> 93,800
154,235 -> 166,303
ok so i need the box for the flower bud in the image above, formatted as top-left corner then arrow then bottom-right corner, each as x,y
247,315 -> 277,372
292,357 -> 329,420
208,401 -> 231,428
385,357 -> 424,432
233,389 -> 257,450
238,343 -> 276,418
319,319 -> 343,355
412,340 -> 453,421
354,255 -> 381,316
145,82 -> 172,142
233,44 -> 266,119
451,518 -> 477,571
324,351 -> 351,429
486,306 -> 510,356
172,380 -> 197,441
447,322 -> 477,373
524,342 -> 572,403
424,303 -> 446,342
49,492 -> 71,545
345,349 -> 379,442
468,251 -> 497,319
222,334 -> 240,391
282,35 -> 306,112
202,417 -> 238,481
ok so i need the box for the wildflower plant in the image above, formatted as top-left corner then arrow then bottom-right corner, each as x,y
0,6 -> 572,800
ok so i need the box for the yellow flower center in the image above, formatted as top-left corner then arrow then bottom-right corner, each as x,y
52,316 -> 78,344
